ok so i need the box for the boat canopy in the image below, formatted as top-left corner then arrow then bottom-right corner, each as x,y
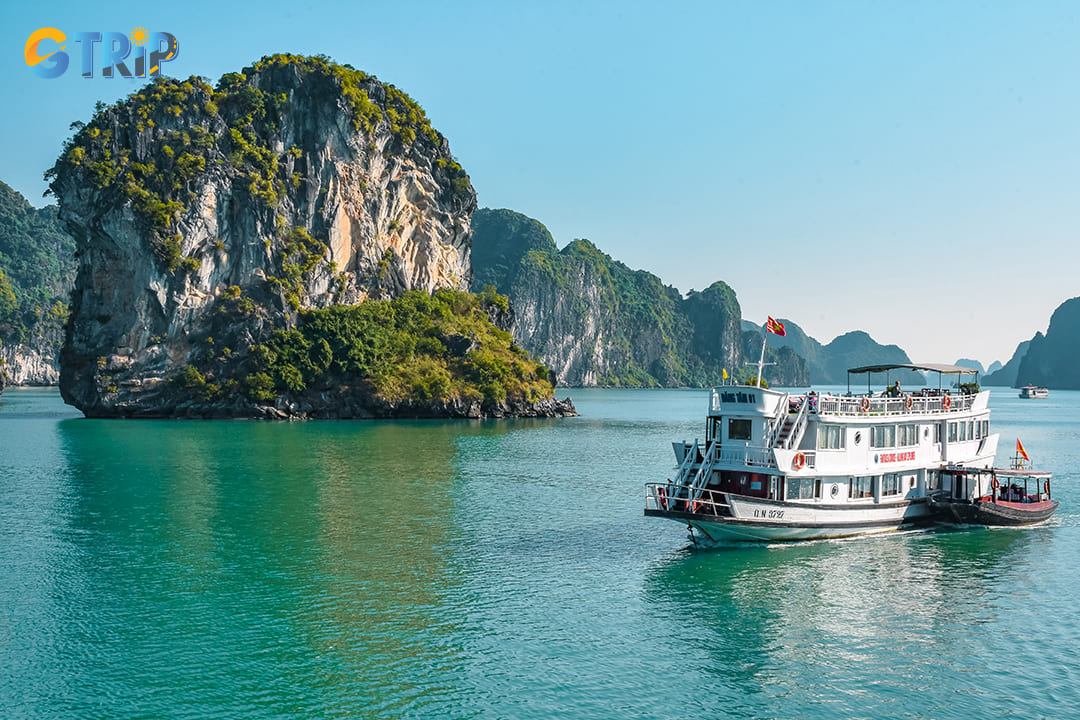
847,363 -> 978,375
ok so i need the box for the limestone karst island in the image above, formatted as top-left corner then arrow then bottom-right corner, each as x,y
45,54 -> 575,419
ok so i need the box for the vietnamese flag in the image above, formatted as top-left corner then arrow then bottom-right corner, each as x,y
766,316 -> 786,336
1017,438 -> 1030,462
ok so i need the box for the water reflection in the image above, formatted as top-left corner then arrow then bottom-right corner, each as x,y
52,418 -> 513,716
642,528 -> 1052,718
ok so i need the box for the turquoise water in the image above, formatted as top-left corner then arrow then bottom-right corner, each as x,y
1,386 -> 1078,719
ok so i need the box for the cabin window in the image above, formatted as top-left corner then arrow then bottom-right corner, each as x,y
974,420 -> 982,440
786,477 -> 819,500
948,422 -> 958,442
897,424 -> 918,447
870,425 -> 895,448
882,473 -> 901,496
958,423 -> 968,442
927,470 -> 940,490
817,425 -> 845,450
728,418 -> 752,441
849,476 -> 873,499
967,421 -> 975,440
983,420 -> 990,437
934,424 -> 941,443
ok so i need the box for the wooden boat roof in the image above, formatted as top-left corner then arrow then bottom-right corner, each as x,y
846,362 -> 979,376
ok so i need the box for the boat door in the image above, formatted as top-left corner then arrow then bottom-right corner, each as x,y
951,471 -> 967,500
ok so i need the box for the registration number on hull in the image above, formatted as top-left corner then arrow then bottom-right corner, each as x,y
752,509 -> 785,519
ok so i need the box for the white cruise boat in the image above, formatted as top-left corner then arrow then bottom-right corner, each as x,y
644,363 -> 997,544
1018,385 -> 1049,399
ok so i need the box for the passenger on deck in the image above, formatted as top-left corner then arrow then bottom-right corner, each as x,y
887,380 -> 901,398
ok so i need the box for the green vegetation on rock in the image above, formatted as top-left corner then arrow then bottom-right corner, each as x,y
246,289 -> 553,406
0,181 -> 74,348
471,208 -> 744,387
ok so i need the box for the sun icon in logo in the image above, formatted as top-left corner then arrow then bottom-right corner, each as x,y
130,27 -> 149,46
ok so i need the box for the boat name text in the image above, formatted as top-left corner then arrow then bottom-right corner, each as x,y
875,451 -> 916,464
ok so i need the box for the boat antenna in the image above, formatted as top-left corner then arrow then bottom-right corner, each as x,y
746,330 -> 776,387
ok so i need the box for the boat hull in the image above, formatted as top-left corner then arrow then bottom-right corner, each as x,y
644,494 -> 932,544
928,496 -> 1059,526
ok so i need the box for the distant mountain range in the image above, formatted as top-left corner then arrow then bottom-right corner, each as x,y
3,185 -> 1076,391
473,208 -> 925,388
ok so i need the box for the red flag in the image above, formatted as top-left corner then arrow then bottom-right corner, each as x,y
1017,438 -> 1030,462
766,316 -> 786,336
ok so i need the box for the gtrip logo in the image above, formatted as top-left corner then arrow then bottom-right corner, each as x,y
25,27 -> 179,79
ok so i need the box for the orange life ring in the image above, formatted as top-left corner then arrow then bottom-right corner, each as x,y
905,395 -> 913,411
1044,480 -> 1051,495
991,477 -> 1000,490
793,452 -> 806,470
942,395 -> 952,410
657,486 -> 667,510
860,397 -> 871,413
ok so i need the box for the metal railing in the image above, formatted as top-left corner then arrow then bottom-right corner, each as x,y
766,392 -> 790,447
813,392 -> 974,416
718,445 -> 777,468
645,483 -> 731,517
780,394 -> 811,450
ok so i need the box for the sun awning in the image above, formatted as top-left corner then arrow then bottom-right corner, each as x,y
846,363 -> 979,375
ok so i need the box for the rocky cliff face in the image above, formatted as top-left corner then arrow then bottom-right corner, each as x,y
1013,296 -> 1080,389
0,343 -> 59,385
49,55 -> 484,417
471,208 -> 743,387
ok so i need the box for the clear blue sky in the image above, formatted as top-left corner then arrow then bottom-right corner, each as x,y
3,1 -> 1077,370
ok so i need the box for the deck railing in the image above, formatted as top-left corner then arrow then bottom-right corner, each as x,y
718,445 -> 777,468
814,392 -> 974,416
645,482 -> 731,516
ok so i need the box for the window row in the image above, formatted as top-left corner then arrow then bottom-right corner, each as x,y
947,419 -> 989,443
787,474 -> 912,500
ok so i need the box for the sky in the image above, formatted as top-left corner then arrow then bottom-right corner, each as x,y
2,1 -> 1078,370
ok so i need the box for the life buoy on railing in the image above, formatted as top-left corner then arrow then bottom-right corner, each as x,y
905,395 -> 913,411
991,477 -> 1000,491
1044,480 -> 1051,496
860,397 -> 871,413
657,486 -> 667,510
793,452 -> 806,470
942,394 -> 952,410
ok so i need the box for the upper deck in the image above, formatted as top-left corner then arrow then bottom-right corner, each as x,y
709,387 -> 984,419
710,362 -> 985,420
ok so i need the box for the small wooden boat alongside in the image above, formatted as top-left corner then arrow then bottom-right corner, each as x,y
928,447 -> 1058,527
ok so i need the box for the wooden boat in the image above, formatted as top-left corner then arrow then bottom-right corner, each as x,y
928,463 -> 1057,526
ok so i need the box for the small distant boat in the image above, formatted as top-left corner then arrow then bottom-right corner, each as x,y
927,446 -> 1057,527
1019,385 -> 1049,399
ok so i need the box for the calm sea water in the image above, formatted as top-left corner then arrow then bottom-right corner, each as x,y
1,386 -> 1078,719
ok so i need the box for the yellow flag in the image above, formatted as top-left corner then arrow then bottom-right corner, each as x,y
722,368 -> 728,380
